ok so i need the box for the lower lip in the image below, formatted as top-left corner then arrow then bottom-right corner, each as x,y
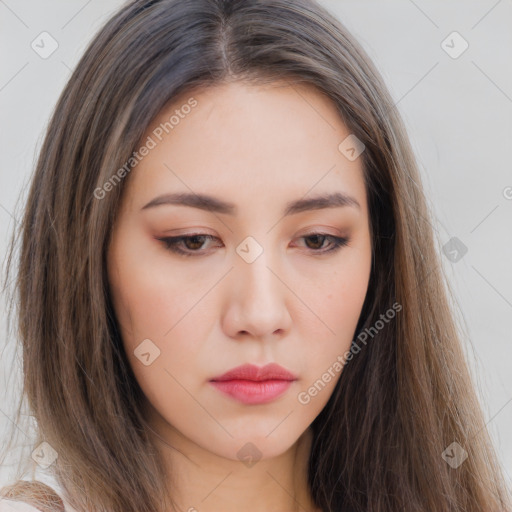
209,379 -> 294,404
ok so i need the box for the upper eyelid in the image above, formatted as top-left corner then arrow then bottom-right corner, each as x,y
161,231 -> 344,242
162,228 -> 346,238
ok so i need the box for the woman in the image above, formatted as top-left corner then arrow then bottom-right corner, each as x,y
1,0 -> 510,511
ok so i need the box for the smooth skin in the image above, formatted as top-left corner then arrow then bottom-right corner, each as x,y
107,80 -> 372,512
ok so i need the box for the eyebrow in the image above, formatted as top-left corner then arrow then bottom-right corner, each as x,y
141,191 -> 360,216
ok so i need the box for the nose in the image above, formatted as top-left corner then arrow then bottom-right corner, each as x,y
221,246 -> 292,341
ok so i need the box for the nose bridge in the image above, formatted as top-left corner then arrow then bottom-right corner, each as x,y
227,234 -> 290,336
235,234 -> 282,301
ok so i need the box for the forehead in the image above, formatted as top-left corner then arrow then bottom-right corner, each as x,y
123,80 -> 367,214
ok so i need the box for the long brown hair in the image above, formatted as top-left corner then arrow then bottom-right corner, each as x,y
2,0 -> 510,511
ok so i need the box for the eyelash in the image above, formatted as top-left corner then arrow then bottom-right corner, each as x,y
156,233 -> 349,257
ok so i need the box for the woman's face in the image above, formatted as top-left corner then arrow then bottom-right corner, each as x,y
107,80 -> 372,462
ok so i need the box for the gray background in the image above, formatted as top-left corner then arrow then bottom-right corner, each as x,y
1,0 -> 511,491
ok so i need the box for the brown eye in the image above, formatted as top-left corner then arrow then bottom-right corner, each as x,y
303,234 -> 327,250
157,234 -> 220,257
298,233 -> 349,254
181,235 -> 209,251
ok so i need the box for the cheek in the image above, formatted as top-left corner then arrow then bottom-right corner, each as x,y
326,264 -> 370,337
297,247 -> 371,386
107,238 -> 214,376
108,252 -> 214,425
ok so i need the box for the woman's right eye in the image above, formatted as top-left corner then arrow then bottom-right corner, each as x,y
157,234 -> 221,257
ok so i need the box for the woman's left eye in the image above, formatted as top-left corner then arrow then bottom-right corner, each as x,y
157,233 -> 349,257
299,233 -> 349,253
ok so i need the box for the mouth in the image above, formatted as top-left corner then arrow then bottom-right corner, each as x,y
209,363 -> 298,405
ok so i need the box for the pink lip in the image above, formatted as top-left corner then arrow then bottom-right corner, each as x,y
210,363 -> 297,405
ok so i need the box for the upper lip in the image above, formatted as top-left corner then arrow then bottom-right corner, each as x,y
210,363 -> 298,382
